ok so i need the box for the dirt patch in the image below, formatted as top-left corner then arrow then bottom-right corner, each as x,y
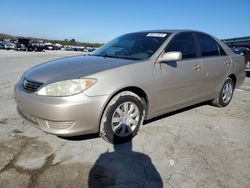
0,136 -> 93,188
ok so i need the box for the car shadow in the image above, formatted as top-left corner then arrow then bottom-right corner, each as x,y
144,101 -> 208,125
58,133 -> 100,141
88,139 -> 163,188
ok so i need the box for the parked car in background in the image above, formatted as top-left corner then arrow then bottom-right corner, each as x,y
233,47 -> 250,69
33,44 -> 44,52
3,41 -> 16,50
64,45 -> 74,51
46,45 -> 54,50
87,47 -> 96,52
64,45 -> 85,51
15,30 -> 245,143
44,44 -> 60,50
55,43 -> 63,50
0,42 -> 5,49
16,38 -> 34,51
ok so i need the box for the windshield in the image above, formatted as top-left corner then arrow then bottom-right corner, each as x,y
91,32 -> 170,60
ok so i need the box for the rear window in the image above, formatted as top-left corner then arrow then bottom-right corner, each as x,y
197,33 -> 225,57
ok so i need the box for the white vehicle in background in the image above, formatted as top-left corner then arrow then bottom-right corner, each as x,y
3,41 -> 16,50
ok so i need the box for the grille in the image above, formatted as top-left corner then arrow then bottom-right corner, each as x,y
23,78 -> 43,92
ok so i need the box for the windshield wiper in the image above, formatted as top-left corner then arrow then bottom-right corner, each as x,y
114,56 -> 141,60
91,54 -> 117,58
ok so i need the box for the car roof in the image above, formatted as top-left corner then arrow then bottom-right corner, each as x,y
132,29 -> 200,34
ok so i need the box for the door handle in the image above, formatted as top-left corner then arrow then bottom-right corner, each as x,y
224,61 -> 230,66
193,64 -> 201,71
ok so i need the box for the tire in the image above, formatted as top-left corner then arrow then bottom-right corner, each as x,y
211,77 -> 235,107
99,91 -> 145,144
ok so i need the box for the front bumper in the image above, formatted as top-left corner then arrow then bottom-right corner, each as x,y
14,83 -> 109,136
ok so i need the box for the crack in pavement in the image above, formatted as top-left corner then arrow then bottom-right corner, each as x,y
175,172 -> 206,188
16,154 -> 56,188
0,141 -> 29,174
166,169 -> 206,188
0,136 -> 60,188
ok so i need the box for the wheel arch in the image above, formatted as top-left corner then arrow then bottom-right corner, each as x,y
98,86 -> 149,132
228,74 -> 237,86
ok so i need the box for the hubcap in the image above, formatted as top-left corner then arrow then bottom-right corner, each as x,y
222,82 -> 233,103
111,102 -> 140,137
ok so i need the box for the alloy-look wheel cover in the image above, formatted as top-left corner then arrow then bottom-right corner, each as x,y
111,101 -> 140,137
222,82 -> 233,103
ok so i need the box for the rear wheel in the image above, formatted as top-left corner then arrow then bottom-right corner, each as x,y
99,91 -> 145,144
211,77 -> 234,107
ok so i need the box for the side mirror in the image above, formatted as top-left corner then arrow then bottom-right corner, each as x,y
158,51 -> 182,63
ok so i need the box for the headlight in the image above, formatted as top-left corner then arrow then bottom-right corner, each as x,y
37,78 -> 97,96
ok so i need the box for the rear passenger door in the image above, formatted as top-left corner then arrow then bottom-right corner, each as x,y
195,33 -> 231,97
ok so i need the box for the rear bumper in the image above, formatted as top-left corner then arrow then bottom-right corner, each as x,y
14,83 -> 109,136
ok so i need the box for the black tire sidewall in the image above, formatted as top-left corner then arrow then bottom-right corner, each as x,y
218,78 -> 234,107
103,95 -> 144,144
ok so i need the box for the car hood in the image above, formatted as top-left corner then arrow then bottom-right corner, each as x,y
24,55 -> 137,83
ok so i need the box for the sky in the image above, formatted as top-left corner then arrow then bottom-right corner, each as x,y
0,0 -> 250,43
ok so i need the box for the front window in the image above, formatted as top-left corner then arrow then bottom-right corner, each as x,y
91,32 -> 170,60
165,33 -> 197,59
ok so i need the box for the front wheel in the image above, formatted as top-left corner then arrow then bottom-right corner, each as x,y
211,77 -> 234,107
99,91 -> 145,144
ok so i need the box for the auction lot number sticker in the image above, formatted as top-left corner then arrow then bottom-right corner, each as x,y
146,33 -> 167,37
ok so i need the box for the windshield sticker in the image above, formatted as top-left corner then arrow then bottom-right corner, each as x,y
146,33 -> 167,37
